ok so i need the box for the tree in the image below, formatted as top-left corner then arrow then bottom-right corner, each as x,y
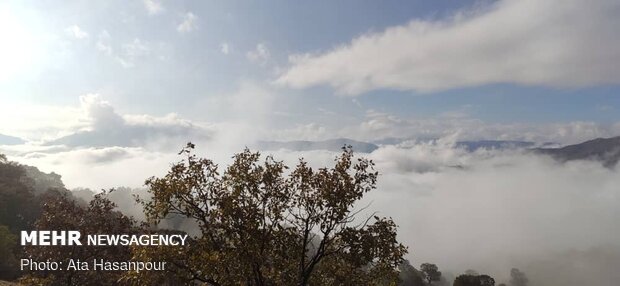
0,157 -> 38,232
0,156 -> 70,233
0,224 -> 19,280
21,192 -> 139,285
453,274 -> 495,286
509,268 -> 528,286
398,260 -> 425,286
136,144 -> 407,285
420,263 -> 442,285
478,275 -> 495,286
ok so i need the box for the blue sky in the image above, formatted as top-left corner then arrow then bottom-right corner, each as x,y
1,0 -> 620,145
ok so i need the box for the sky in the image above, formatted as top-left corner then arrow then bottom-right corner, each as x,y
1,0 -> 620,145
1,1 -> 620,284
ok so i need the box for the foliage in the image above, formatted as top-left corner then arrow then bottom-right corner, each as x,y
0,225 -> 19,280
420,263 -> 442,285
453,274 -> 495,286
21,192 -> 137,286
397,260 -> 425,286
0,158 -> 38,232
509,268 -> 528,286
137,144 -> 407,285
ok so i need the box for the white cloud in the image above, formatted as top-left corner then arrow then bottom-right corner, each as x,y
0,104 -> 81,141
14,146 -> 179,189
142,0 -> 164,15
246,43 -> 270,64
258,142 -> 620,285
123,39 -> 150,58
78,94 -> 124,130
220,42 -> 230,55
118,38 -> 150,68
45,94 -> 211,149
177,12 -> 198,33
64,25 -> 88,39
361,145 -> 620,285
277,0 -> 620,95
266,123 -> 328,141
96,32 -> 151,68
96,30 -> 112,55
338,110 -> 620,145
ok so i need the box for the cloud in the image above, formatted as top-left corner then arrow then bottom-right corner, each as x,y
276,0 -> 620,95
0,133 -> 25,145
142,0 -> 164,15
220,42 -> 230,55
45,94 -> 212,150
177,12 -> 198,33
96,30 -> 113,55
65,25 -> 88,39
340,110 -> 620,145
78,94 -> 124,130
267,123 -> 328,141
0,104 -> 82,141
14,146 -> 179,189
96,31 -> 151,68
362,145 -> 620,285
246,43 -> 270,64
118,38 -> 150,68
66,146 -> 133,164
260,142 -> 620,285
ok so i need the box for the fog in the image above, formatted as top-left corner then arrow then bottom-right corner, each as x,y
5,137 -> 620,285
249,141 -> 620,285
367,144 -> 620,285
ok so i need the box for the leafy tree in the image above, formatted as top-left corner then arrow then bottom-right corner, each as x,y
0,157 -> 38,232
453,274 -> 495,286
398,260 -> 425,286
135,144 -> 407,285
509,268 -> 528,286
0,224 -> 19,280
420,263 -> 442,285
0,156 -> 71,234
21,192 -> 138,286
478,275 -> 495,286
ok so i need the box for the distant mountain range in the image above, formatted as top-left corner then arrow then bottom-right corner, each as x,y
258,136 -> 620,167
535,136 -> 620,168
256,138 -> 380,153
455,140 -> 537,152
0,133 -> 24,145
257,138 -> 543,153
4,131 -> 620,168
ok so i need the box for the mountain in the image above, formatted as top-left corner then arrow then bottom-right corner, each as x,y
257,138 -> 545,154
455,140 -> 536,152
535,136 -> 620,167
0,133 -> 24,145
256,138 -> 379,153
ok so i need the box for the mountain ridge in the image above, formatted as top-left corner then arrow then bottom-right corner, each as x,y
0,133 -> 25,145
535,136 -> 620,168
